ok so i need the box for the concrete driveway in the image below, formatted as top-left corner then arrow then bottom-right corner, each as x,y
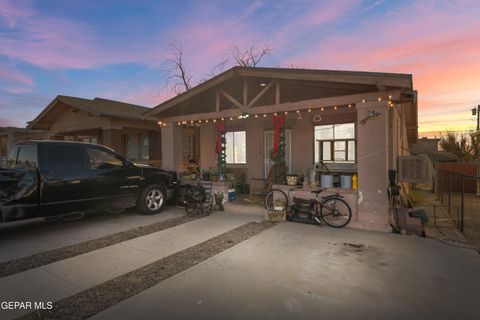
92,222 -> 480,320
0,207 -> 184,263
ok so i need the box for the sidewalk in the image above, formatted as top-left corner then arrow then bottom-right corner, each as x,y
0,212 -> 261,320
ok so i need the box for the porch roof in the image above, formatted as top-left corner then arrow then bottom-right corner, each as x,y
145,66 -> 414,120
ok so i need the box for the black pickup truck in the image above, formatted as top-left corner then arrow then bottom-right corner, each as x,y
0,141 -> 177,223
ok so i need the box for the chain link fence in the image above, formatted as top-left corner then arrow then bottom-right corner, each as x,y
437,169 -> 480,247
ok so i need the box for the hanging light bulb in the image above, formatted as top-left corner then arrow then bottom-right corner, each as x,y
190,121 -> 194,124
362,99 -> 366,103
213,119 -> 217,123
308,108 -> 312,112
205,119 -> 209,123
284,111 -> 288,115
334,106 -> 338,110
348,104 -> 352,108
255,114 -> 258,118
263,114 -> 267,118
321,107 -> 324,111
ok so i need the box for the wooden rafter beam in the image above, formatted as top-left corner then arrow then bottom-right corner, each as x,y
221,90 -> 243,109
247,81 -> 274,108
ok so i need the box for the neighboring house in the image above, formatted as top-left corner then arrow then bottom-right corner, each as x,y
145,66 -> 418,231
27,96 -> 161,165
0,127 -> 45,159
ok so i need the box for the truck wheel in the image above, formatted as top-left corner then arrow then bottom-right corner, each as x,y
137,184 -> 166,215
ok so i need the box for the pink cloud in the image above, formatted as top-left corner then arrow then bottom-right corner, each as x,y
0,0 -> 34,27
0,1 -> 156,69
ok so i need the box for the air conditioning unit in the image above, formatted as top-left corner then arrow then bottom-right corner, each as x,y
397,155 -> 431,184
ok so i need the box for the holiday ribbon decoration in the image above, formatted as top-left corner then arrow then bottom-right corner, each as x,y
271,114 -> 285,154
215,120 -> 225,154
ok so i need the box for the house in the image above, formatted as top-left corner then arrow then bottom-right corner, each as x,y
27,95 -> 161,165
0,127 -> 45,158
144,66 -> 418,231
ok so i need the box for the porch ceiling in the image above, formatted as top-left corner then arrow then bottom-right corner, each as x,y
147,66 -> 414,121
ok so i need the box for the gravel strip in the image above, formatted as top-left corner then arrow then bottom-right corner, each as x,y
0,215 -> 202,279
19,221 -> 275,320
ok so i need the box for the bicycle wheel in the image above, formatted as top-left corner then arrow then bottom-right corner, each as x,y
319,197 -> 352,228
265,189 -> 289,212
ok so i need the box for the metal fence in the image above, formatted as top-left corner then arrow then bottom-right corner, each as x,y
437,169 -> 480,247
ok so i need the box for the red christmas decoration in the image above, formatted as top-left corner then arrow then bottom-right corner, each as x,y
271,114 -> 285,153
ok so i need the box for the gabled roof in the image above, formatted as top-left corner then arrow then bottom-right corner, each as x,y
28,95 -> 152,129
145,66 -> 413,117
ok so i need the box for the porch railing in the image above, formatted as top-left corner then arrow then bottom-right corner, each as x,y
436,169 -> 480,247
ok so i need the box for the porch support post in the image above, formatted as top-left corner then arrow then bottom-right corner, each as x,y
161,123 -> 183,171
102,129 -> 123,155
7,128 -> 14,156
356,100 -> 390,231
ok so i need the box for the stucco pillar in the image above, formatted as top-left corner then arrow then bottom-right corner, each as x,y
200,123 -> 216,171
161,123 -> 183,171
356,101 -> 390,232
102,129 -> 123,154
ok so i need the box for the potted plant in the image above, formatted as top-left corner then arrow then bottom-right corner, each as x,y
210,167 -> 218,182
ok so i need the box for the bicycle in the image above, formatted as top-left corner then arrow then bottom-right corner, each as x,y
265,187 -> 352,228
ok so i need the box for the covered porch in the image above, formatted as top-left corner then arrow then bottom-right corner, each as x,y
147,67 -> 417,231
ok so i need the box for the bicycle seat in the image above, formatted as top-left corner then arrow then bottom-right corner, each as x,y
310,188 -> 324,195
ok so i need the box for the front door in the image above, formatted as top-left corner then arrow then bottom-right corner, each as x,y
264,130 -> 291,179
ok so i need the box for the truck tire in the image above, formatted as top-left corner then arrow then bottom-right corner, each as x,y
137,184 -> 167,215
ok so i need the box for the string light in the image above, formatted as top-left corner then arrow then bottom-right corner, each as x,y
221,117 -> 224,121
321,107 -> 324,111
348,104 -> 352,108
284,111 -> 288,115
388,95 -> 392,99
296,110 -> 300,113
308,108 -> 312,112
205,119 -> 209,123
334,106 -> 338,110
362,99 -> 366,103
263,114 -> 267,117
190,121 -> 194,124
274,112 -> 277,116
255,114 -> 258,118
213,119 -> 217,123
377,97 -> 382,102
229,117 -> 233,120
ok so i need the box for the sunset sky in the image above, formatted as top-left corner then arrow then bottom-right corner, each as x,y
0,0 -> 479,136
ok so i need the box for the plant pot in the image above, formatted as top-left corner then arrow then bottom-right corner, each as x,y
286,175 -> 298,186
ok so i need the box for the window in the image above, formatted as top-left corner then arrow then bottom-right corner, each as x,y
126,133 -> 149,161
226,131 -> 246,164
44,144 -> 86,178
314,123 -> 356,163
140,133 -> 149,161
6,144 -> 38,169
86,147 -> 123,170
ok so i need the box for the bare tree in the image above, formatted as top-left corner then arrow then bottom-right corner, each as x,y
230,43 -> 272,67
158,42 -> 273,94
159,43 -> 192,95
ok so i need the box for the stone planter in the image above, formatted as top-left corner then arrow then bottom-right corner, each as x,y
265,209 -> 286,222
